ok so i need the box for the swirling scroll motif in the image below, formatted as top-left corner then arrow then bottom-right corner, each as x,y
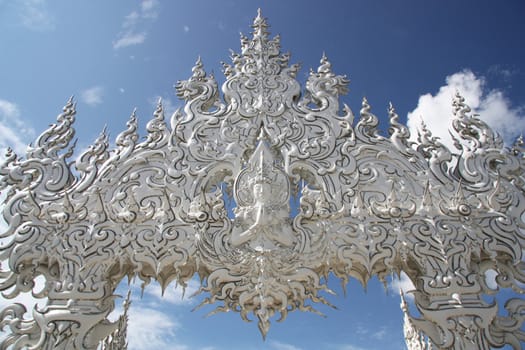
0,9 -> 524,350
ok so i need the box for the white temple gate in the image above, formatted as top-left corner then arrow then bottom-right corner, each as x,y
0,10 -> 524,349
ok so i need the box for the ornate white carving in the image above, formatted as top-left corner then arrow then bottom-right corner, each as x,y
0,9 -> 524,349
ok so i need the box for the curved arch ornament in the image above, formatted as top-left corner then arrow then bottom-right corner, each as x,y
1,10 -> 524,349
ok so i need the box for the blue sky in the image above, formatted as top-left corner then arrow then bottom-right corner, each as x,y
0,1 -> 524,349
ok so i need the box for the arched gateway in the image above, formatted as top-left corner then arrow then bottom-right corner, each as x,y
0,10 -> 523,350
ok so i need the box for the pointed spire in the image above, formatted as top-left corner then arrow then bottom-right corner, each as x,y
417,117 -> 433,146
28,96 -> 77,159
388,102 -> 411,144
361,96 -> 371,115
400,289 -> 408,312
238,9 -> 281,61
191,56 -> 206,80
452,180 -> 471,216
101,290 -> 131,350
452,90 -> 471,119
153,98 -> 165,124
354,97 -> 380,142
512,134 -> 524,156
60,95 -> 76,119
142,98 -> 169,150
252,8 -> 270,44
350,191 -> 368,220
420,180 -> 434,213
116,109 -> 138,147
113,109 -> 139,161
317,52 -> 332,74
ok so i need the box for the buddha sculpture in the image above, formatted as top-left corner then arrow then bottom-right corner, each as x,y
231,138 -> 294,251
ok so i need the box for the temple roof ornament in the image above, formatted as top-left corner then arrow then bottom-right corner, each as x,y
0,9 -> 524,349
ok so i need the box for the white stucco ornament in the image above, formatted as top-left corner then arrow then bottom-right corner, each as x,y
0,9 -> 524,349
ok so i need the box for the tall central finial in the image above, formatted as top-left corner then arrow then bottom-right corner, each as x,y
252,8 -> 270,44
240,9 -> 280,60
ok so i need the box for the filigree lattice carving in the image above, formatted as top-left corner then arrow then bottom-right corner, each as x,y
0,9 -> 524,349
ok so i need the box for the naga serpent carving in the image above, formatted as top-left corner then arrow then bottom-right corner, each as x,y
0,10 -> 524,349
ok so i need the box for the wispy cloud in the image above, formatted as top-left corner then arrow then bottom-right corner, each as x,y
342,323 -> 393,348
80,86 -> 104,107
371,327 -> 388,340
140,0 -> 159,19
0,99 -> 34,155
113,0 -> 159,50
336,345 -> 368,350
127,306 -> 182,350
407,70 -> 525,150
487,64 -> 520,84
17,0 -> 55,31
113,32 -> 147,50
109,279 -> 207,350
388,271 -> 415,299
270,340 -> 303,350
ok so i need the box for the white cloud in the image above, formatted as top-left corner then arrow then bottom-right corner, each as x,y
17,0 -> 54,31
407,70 -> 525,150
372,327 -> 387,340
113,32 -> 147,50
270,340 -> 303,350
337,345 -> 368,350
141,0 -> 159,19
0,99 -> 34,155
349,323 -> 391,343
80,86 -> 104,107
113,1 -> 159,50
123,11 -> 140,28
105,282 -> 193,350
183,25 -> 190,33
126,306 -> 183,350
388,271 -> 415,300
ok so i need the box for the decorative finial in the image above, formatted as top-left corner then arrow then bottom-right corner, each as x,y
452,90 -> 471,119
191,56 -> 206,80
361,96 -> 371,113
252,8 -> 269,42
317,53 -> 332,74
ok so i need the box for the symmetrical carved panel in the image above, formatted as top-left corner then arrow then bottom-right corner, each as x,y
0,9 -> 524,349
